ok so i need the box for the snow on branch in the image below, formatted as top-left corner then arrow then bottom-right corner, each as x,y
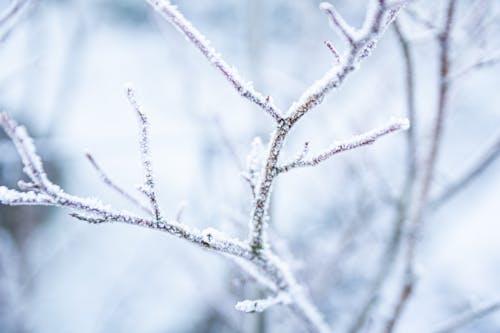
320,3 -> 357,47
145,0 -> 282,122
277,118 -> 409,173
235,293 -> 291,313
0,109 -> 329,332
286,0 -> 408,125
247,0 -> 408,261
0,1 -> 411,332
0,112 -> 58,194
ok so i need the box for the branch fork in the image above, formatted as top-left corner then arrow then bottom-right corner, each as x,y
0,1 -> 413,332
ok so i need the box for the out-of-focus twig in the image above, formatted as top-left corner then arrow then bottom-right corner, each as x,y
384,1 -> 458,331
0,0 -> 28,27
347,19 -> 419,333
447,51 -> 500,82
432,298 -> 500,333
0,0 -> 30,42
431,133 -> 500,208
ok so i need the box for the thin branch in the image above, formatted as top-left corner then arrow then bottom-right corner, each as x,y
403,7 -> 438,31
0,112 -> 56,193
85,152 -> 153,216
0,0 -> 30,42
432,298 -> 500,333
126,85 -> 162,220
383,277 -> 414,333
286,1 -> 408,125
431,133 -> 500,208
145,0 -> 282,122
248,0 -> 408,256
324,40 -> 342,64
0,110 -> 330,333
0,0 -> 28,28
347,19 -> 418,333
235,293 -> 291,313
386,1 -> 458,331
393,19 -> 417,191
277,118 -> 409,174
320,3 -> 357,47
447,51 -> 500,82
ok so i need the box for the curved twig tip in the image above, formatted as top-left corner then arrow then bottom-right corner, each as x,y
319,2 -> 333,12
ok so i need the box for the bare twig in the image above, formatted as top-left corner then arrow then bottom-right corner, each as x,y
403,7 -> 438,31
324,40 -> 342,64
85,152 -> 153,216
431,133 -> 500,208
384,1 -> 458,331
432,298 -> 500,333
286,1 -> 406,125
145,0 -> 283,122
346,19 -> 418,333
393,20 -> 417,192
0,0 -> 28,28
320,3 -> 357,47
447,51 -> 500,82
0,0 -> 30,42
383,277 -> 414,333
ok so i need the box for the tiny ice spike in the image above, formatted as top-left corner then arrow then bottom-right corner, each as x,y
0,1 -> 412,332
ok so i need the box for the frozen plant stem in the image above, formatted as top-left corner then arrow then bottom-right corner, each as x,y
145,0 -> 282,122
277,118 -> 409,174
0,1 -> 411,332
126,85 -> 162,221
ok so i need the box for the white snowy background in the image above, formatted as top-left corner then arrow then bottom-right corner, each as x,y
1,0 -> 499,332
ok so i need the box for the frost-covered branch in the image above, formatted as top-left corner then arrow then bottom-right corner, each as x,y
126,85 -> 162,220
0,1 -> 412,332
0,109 -> 330,333
277,118 -> 409,174
248,0 -> 409,254
235,293 -> 291,313
145,0 -> 282,122
320,3 -> 356,47
286,0 -> 407,125
432,298 -> 500,333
